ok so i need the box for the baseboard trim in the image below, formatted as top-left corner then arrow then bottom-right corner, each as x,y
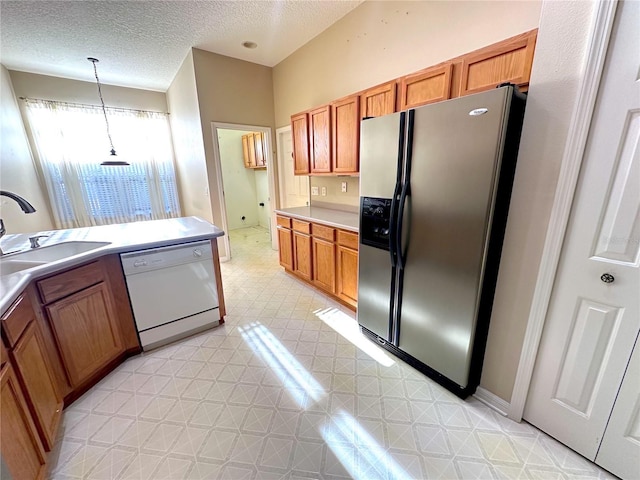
473,387 -> 510,417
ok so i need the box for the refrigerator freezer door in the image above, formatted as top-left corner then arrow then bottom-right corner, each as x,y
359,112 -> 404,199
358,244 -> 394,340
397,87 -> 511,387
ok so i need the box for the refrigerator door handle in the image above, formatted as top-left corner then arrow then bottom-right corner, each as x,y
396,109 -> 415,270
389,112 -> 407,268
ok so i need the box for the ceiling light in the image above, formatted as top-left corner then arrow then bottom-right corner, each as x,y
242,41 -> 258,49
88,57 -> 129,166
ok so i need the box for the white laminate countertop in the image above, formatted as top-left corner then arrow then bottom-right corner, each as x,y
0,216 -> 224,316
275,206 -> 359,232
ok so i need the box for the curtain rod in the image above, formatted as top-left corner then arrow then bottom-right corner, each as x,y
19,97 -> 169,116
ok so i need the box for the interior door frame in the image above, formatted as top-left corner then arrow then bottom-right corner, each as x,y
509,0 -> 619,421
276,125 -> 291,208
211,122 -> 279,260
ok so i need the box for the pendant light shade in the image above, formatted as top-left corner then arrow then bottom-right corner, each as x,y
88,57 -> 129,166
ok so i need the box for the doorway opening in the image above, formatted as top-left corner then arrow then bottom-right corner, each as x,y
211,123 -> 277,261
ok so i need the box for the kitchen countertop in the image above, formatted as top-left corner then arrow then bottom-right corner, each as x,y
0,216 -> 224,316
275,206 -> 359,232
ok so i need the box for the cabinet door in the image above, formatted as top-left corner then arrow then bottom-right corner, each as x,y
400,63 -> 453,110
1,363 -> 47,480
332,95 -> 360,174
277,226 -> 294,271
242,134 -> 251,168
361,81 -> 397,119
46,282 -> 124,388
309,105 -> 331,173
459,29 -> 537,96
247,133 -> 257,168
337,245 -> 358,307
12,321 -> 62,451
312,237 -> 336,293
291,112 -> 310,175
254,132 -> 266,168
293,232 -> 312,281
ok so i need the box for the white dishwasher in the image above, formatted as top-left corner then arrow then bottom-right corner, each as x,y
121,240 -> 220,351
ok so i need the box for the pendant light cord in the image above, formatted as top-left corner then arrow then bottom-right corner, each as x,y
88,57 -> 116,156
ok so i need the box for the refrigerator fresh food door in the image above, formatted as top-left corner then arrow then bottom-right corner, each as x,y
357,112 -> 405,340
397,87 -> 511,388
359,112 -> 404,199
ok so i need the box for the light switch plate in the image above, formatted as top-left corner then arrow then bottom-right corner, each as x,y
341,181 -> 347,193
311,186 -> 319,196
321,187 -> 327,196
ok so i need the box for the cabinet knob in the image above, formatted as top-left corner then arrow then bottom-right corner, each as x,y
600,273 -> 615,284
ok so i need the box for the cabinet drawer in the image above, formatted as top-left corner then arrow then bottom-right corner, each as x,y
292,219 -> 311,234
312,223 -> 335,242
37,261 -> 104,304
337,230 -> 359,250
1,294 -> 33,348
276,215 -> 291,228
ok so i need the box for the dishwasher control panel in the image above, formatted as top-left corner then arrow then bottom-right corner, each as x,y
120,240 -> 213,275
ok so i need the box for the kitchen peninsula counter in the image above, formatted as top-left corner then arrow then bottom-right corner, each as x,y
0,216 -> 224,315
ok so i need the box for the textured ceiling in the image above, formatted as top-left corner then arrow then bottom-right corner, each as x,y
0,0 -> 362,91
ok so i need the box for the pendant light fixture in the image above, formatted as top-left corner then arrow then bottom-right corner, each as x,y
88,57 -> 129,166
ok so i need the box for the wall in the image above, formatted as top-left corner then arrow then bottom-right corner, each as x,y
9,71 -> 166,111
481,0 -> 597,401
192,48 -> 276,257
0,66 -> 54,233
166,52 -> 213,224
218,129 -> 259,230
309,176 -> 359,209
255,170 -> 270,228
273,0 -> 543,207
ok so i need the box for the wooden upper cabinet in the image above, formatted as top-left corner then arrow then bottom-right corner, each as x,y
400,63 -> 453,110
291,112 -> 310,175
241,134 -> 251,168
361,81 -> 396,118
309,105 -> 331,174
459,29 -> 537,96
332,95 -> 360,174
253,132 -> 266,168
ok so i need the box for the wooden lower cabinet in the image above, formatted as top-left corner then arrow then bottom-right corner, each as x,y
293,231 -> 313,281
1,363 -> 47,480
312,238 -> 336,293
277,215 -> 359,309
46,282 -> 124,388
277,226 -> 294,270
336,245 -> 359,308
11,321 -> 62,451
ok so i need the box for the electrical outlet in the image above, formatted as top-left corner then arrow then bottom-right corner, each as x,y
321,187 -> 327,196
341,181 -> 348,193
311,186 -> 319,196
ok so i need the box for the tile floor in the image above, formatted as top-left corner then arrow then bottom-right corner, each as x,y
48,226 -> 615,479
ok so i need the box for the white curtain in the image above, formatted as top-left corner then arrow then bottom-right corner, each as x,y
25,100 -> 181,229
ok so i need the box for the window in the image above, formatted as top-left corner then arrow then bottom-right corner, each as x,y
24,99 -> 181,229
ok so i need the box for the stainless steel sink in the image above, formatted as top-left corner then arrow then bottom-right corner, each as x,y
0,241 -> 110,275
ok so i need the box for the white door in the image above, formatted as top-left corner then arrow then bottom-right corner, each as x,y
595,332 -> 640,479
276,127 -> 309,208
524,0 -> 640,464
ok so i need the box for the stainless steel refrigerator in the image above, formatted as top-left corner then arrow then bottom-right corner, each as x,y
357,85 -> 526,398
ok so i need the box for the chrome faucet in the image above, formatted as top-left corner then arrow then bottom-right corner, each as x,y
0,190 -> 37,255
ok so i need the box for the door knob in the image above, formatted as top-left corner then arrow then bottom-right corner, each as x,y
600,273 -> 615,284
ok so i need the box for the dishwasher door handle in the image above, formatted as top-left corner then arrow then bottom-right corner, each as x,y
133,259 -> 148,267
